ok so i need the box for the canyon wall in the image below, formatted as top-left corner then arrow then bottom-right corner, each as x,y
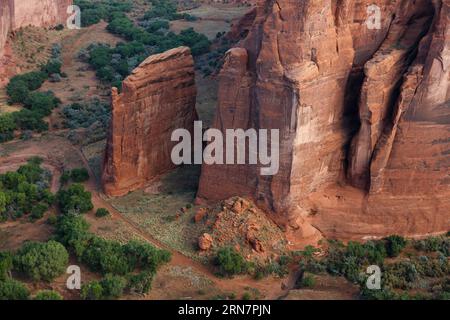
197,0 -> 450,241
0,0 -> 71,61
102,47 -> 198,197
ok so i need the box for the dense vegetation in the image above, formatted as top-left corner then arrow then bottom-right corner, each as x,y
55,213 -> 171,299
297,234 -> 450,300
13,240 -> 69,282
0,44 -> 63,141
76,0 -> 210,88
0,157 -> 54,222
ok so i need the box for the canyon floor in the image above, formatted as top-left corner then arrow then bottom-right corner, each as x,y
0,1 -> 448,301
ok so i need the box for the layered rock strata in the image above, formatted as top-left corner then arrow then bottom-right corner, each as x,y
197,0 -> 450,241
102,47 -> 197,197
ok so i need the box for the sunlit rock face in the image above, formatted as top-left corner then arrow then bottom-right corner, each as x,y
197,0 -> 450,242
102,47 -> 198,197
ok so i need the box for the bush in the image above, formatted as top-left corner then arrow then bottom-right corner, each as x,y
385,235 -> 407,258
215,247 -> 248,276
100,274 -> 127,299
80,281 -> 103,300
55,213 -> 92,257
95,208 -> 110,217
0,113 -> 16,142
57,183 -> 93,214
0,251 -> 13,280
0,159 -> 54,221
70,168 -> 90,182
13,240 -> 69,282
34,290 -> 63,300
0,278 -> 30,300
300,274 -> 316,288
126,271 -> 154,294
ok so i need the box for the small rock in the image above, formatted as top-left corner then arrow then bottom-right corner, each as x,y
194,208 -> 208,223
198,233 -> 213,251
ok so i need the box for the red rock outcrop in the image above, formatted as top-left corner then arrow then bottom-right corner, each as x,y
102,47 -> 197,197
197,0 -> 450,242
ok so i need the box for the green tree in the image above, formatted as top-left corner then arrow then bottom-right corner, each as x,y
0,251 -> 13,280
80,281 -> 103,300
57,183 -> 93,214
100,274 -> 127,299
70,168 -> 90,182
95,208 -> 110,217
215,247 -> 248,276
14,240 -> 69,282
34,290 -> 63,300
0,278 -> 30,300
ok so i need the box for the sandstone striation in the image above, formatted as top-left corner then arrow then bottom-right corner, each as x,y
197,0 -> 450,242
102,47 -> 197,197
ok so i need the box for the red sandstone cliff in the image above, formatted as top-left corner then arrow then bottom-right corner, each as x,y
102,47 -> 198,197
197,0 -> 450,242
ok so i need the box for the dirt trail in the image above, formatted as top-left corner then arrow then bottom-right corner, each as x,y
74,146 -> 289,299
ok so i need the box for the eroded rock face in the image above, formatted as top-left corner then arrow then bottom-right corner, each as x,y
0,0 -> 72,82
197,0 -> 450,241
102,47 -> 197,197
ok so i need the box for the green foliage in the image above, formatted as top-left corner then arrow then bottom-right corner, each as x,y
70,168 -> 90,182
34,290 -> 63,300
57,183 -> 93,214
300,274 -> 316,288
0,251 -> 13,280
6,71 -> 47,103
55,213 -> 92,257
0,158 -> 54,221
0,278 -> 29,300
55,213 -> 170,278
74,0 -> 133,27
41,59 -> 62,76
62,98 -> 110,130
126,271 -> 154,294
384,235 -> 407,258
215,247 -> 248,276
81,2 -> 210,87
13,240 -> 69,282
24,91 -> 59,116
95,208 -> 110,218
12,109 -> 49,132
0,113 -> 15,142
413,236 -> 449,256
100,274 -> 127,299
80,281 -> 103,300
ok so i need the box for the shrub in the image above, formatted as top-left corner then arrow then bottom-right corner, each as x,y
0,113 -> 16,142
34,290 -> 63,300
0,251 -> 13,280
13,240 -> 69,282
55,213 -> 92,257
70,168 -> 90,182
300,274 -> 316,288
57,183 -> 93,214
60,171 -> 71,185
30,202 -> 49,220
80,281 -> 103,300
81,236 -> 131,275
126,271 -> 154,294
385,235 -> 407,258
95,208 -> 110,217
0,278 -> 30,300
100,274 -> 127,299
215,247 -> 248,276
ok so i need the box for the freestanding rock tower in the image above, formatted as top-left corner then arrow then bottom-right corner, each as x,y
102,47 -> 197,197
